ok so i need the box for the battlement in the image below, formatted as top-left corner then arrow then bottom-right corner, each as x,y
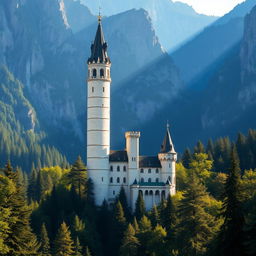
125,131 -> 141,138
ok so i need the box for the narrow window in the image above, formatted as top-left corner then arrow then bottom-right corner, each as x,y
141,178 -> 144,183
123,177 -> 126,183
123,166 -> 126,172
156,178 -> 159,182
110,166 -> 113,172
103,87 -> 105,92
117,177 -> 120,183
102,177 -> 104,182
92,87 -> 94,93
148,178 -> 151,183
117,166 -> 120,172
140,168 -> 144,173
156,168 -> 159,173
169,164 -> 171,168
100,68 -> 104,77
113,190 -> 115,195
148,169 -> 151,174
110,177 -> 113,183
93,69 -> 97,78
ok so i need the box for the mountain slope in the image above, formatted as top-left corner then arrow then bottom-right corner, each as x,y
80,0 -> 217,51
172,0 -> 256,84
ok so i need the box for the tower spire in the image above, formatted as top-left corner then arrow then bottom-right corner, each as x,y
98,6 -> 102,23
160,123 -> 175,153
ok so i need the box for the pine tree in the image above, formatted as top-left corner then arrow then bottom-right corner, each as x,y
118,186 -> 131,220
194,140 -> 205,154
120,224 -> 140,256
245,203 -> 256,255
27,168 -> 38,202
215,146 -> 246,256
150,205 -> 160,228
135,193 -> 146,220
74,237 -> 83,256
132,217 -> 140,234
162,195 -> 177,236
67,156 -> 87,200
177,172 -> 216,256
182,148 -> 192,168
39,223 -> 51,256
54,222 -> 74,256
84,246 -> 92,256
3,161 -> 39,255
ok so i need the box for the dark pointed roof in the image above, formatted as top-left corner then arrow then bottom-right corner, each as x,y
160,124 -> 175,153
87,16 -> 111,64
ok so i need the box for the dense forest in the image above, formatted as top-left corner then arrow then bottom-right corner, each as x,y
0,130 -> 256,256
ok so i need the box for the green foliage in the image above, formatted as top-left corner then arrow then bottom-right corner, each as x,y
177,173 -> 217,256
53,222 -> 74,256
39,223 -> 51,256
215,146 -> 246,256
120,224 -> 140,256
135,193 -> 146,220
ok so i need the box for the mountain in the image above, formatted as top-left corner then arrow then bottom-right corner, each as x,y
0,0 -> 182,159
172,0 -> 256,84
80,0 -> 217,51
139,4 -> 256,155
0,66 -> 68,171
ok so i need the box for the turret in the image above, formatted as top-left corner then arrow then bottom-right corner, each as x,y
87,15 -> 111,205
158,124 -> 177,195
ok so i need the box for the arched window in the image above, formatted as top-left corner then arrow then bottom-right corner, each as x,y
117,177 -> 120,183
155,190 -> 160,196
110,166 -> 113,172
140,168 -> 144,173
110,177 -> 113,183
156,168 -> 159,173
100,69 -> 104,77
156,178 -> 159,182
141,178 -> 144,183
149,190 -> 153,195
148,178 -> 151,183
117,166 -> 120,172
148,169 -> 151,174
123,177 -> 126,183
145,190 -> 149,195
93,69 -> 97,78
123,166 -> 126,172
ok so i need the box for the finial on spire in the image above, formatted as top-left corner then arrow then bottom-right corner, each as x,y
98,6 -> 102,23
167,120 -> 170,130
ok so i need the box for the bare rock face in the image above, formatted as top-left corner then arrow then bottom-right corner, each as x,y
240,5 -> 256,106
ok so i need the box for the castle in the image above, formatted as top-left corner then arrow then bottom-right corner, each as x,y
86,16 -> 177,211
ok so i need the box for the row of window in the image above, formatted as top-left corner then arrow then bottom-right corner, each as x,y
91,86 -> 105,93
140,168 -> 159,174
110,166 -> 126,172
88,68 -> 110,78
110,177 -> 126,184
109,177 -> 160,184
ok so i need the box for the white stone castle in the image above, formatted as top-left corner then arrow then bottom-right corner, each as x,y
86,16 -> 177,211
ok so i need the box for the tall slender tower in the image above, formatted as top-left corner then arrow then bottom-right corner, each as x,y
87,15 -> 111,205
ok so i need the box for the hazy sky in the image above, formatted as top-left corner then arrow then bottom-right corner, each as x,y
174,0 -> 246,16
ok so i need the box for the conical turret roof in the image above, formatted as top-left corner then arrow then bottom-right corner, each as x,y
160,124 -> 175,153
87,15 -> 111,64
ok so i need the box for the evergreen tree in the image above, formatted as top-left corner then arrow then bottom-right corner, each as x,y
3,161 -> 39,255
84,246 -> 92,256
120,224 -> 140,256
39,223 -> 51,256
118,186 -> 131,220
135,193 -> 146,220
182,148 -> 192,169
177,172 -> 216,256
74,237 -> 83,256
245,202 -> 256,256
150,205 -> 160,228
215,146 -> 246,256
162,195 -> 177,236
194,140 -> 205,154
67,156 -> 87,200
54,222 -> 74,256
27,168 -> 38,202
132,217 -> 140,234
